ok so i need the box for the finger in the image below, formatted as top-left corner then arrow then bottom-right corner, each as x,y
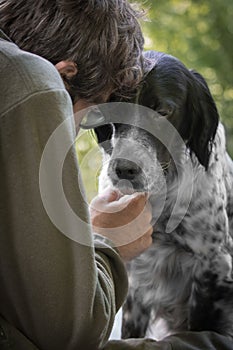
143,233 -> 153,250
100,187 -> 122,202
146,226 -> 153,237
90,188 -> 121,209
143,202 -> 153,222
103,191 -> 145,212
126,192 -> 149,214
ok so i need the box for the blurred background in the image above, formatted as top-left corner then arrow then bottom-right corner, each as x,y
76,0 -> 233,201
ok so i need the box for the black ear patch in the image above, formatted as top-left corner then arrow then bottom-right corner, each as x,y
143,51 -> 219,170
183,70 -> 219,170
94,124 -> 113,154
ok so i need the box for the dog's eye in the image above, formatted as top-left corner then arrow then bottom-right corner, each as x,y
157,101 -> 175,118
157,105 -> 175,118
157,109 -> 169,117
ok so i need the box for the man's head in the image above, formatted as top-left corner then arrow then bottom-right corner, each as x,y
0,0 -> 144,105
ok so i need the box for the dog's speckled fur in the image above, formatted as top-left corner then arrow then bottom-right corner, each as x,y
95,51 -> 233,340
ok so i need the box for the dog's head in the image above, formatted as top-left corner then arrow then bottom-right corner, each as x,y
95,51 -> 219,194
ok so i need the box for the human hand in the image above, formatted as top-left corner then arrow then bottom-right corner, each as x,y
90,188 -> 153,261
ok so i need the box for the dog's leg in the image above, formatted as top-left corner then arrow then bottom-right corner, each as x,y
121,292 -> 151,338
188,271 -> 233,337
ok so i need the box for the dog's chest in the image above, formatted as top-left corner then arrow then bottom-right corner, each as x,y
151,158 -> 230,257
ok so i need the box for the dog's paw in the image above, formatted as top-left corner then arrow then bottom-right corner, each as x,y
121,294 -> 151,339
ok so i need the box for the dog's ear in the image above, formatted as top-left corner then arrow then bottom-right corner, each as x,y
182,70 -> 219,170
94,125 -> 113,154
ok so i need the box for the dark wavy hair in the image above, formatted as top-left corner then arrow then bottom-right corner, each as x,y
0,0 -> 144,102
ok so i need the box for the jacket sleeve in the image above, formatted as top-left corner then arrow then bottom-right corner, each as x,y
0,88 -> 128,350
102,331 -> 233,350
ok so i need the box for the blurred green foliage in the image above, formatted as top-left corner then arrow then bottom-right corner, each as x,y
76,130 -> 102,202
76,0 -> 233,200
137,0 -> 233,154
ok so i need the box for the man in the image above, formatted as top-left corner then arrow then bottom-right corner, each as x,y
0,1 -> 153,349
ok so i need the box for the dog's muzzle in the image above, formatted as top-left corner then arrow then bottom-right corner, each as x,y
108,158 -> 147,192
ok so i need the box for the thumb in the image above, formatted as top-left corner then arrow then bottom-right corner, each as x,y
98,188 -> 122,203
90,188 -> 122,212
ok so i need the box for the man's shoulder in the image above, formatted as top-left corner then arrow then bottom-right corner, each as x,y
0,39 -> 66,115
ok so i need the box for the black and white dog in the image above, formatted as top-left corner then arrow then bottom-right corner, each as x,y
95,51 -> 233,340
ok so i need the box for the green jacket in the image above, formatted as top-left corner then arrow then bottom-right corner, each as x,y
0,30 -> 127,350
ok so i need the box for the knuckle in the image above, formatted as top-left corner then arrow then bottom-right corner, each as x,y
142,210 -> 152,223
132,193 -> 146,206
149,226 -> 153,235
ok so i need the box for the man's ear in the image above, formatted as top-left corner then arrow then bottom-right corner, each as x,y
55,61 -> 78,78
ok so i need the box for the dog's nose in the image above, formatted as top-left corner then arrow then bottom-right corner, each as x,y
111,159 -> 141,180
